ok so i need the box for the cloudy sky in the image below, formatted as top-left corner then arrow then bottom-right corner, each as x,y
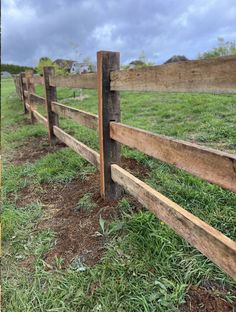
2,0 -> 236,66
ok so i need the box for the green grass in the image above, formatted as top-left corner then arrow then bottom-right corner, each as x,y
76,193 -> 97,212
2,79 -> 236,311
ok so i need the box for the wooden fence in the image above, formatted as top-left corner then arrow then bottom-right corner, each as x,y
13,53 -> 236,279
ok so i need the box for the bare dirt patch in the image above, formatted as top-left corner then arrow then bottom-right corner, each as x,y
16,156 -> 146,268
179,283 -> 236,312
12,135 -> 66,165
121,156 -> 149,179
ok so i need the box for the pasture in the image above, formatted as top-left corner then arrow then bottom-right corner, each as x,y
1,76 -> 236,311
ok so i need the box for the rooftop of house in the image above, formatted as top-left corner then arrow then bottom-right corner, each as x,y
164,55 -> 189,64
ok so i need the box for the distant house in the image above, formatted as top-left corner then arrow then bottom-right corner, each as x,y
164,55 -> 189,64
1,71 -> 12,78
53,59 -> 95,74
70,62 -> 96,74
128,60 -> 145,69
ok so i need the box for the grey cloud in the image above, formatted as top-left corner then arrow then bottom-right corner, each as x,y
2,0 -> 236,66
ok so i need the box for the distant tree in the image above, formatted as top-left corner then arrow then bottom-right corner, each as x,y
36,57 -> 67,75
1,64 -> 34,74
138,51 -> 155,66
198,37 -> 236,59
82,56 -> 94,72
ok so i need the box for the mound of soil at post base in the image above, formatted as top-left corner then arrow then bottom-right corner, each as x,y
16,150 -> 147,268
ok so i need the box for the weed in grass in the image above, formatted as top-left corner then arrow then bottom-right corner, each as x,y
118,197 -> 134,215
75,193 -> 97,212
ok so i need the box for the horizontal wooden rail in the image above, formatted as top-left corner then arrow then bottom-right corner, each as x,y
29,76 -> 44,85
110,122 -> 236,193
51,101 -> 98,130
49,73 -> 97,89
110,55 -> 236,93
30,93 -> 45,105
32,110 -> 48,127
111,164 -> 236,278
53,126 -> 100,168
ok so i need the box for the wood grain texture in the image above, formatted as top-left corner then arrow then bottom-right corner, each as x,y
110,55 -> 236,93
23,90 -> 29,97
32,110 -> 48,127
25,70 -> 36,123
43,67 -> 59,145
29,76 -> 44,85
111,164 -> 236,278
97,51 -> 122,200
19,73 -> 28,113
49,73 -> 97,89
110,122 -> 236,193
25,102 -> 30,111
53,126 -> 100,168
51,101 -> 98,130
30,93 -> 45,105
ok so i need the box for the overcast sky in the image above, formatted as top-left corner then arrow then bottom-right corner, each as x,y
2,0 -> 236,66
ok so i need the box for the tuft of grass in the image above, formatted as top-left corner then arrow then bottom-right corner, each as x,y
75,193 -> 97,212
33,148 -> 90,183
117,197 -> 135,215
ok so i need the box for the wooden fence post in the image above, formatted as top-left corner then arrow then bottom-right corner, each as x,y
25,70 -> 36,123
43,66 -> 59,145
19,72 -> 27,113
97,51 -> 122,200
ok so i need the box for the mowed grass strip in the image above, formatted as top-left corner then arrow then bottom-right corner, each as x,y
1,78 -> 236,311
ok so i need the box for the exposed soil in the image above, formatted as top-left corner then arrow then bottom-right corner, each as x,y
13,136 -> 146,268
121,156 -> 150,179
179,284 -> 236,312
38,173 -> 118,267
12,135 -> 66,165
17,169 -> 142,268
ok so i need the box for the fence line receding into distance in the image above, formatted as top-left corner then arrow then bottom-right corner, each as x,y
13,53 -> 236,279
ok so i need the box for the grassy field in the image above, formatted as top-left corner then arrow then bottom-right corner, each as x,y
1,78 -> 236,311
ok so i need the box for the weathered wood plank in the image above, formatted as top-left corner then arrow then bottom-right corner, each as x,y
30,93 -> 45,105
25,102 -> 30,111
111,164 -> 236,278
32,110 -> 48,127
53,126 -> 100,168
110,55 -> 236,93
23,90 -> 29,97
51,101 -> 98,130
43,67 -> 59,145
29,76 -> 44,85
49,73 -> 97,89
20,73 -> 28,113
110,122 -> 236,193
25,70 -> 36,123
97,51 -> 122,200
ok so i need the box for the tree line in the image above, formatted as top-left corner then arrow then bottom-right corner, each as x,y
2,38 -> 236,74
1,64 -> 34,74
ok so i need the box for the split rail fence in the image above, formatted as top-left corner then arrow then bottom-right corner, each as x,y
14,52 -> 236,279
